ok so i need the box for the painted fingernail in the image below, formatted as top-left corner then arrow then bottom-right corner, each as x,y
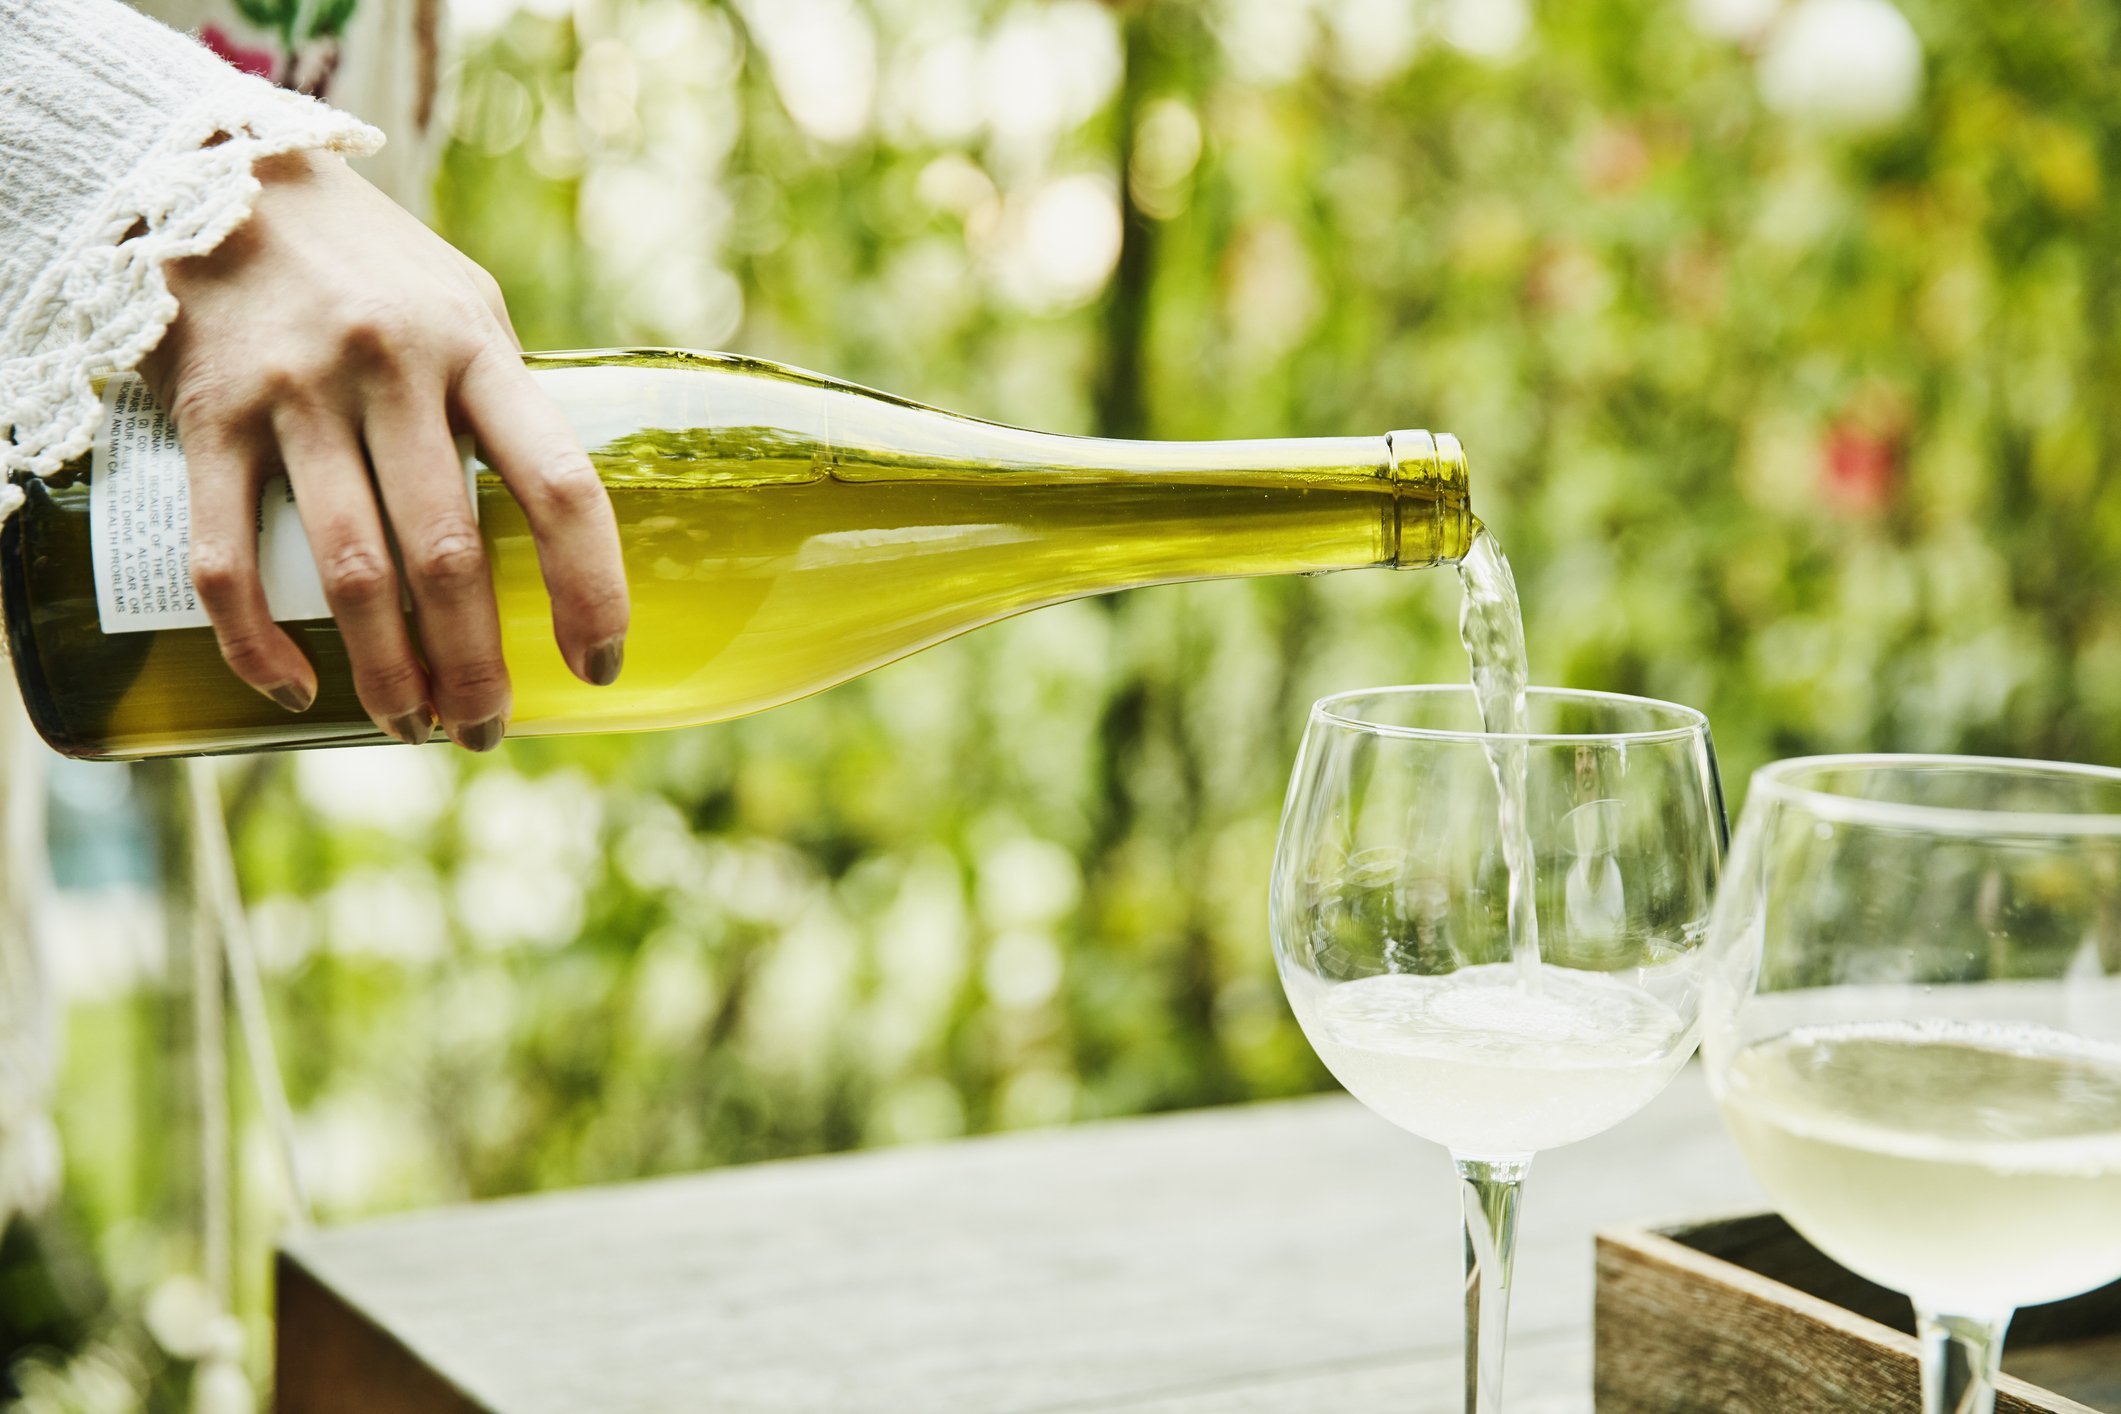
586,636 -> 625,687
266,681 -> 315,713
452,714 -> 506,753
386,709 -> 434,747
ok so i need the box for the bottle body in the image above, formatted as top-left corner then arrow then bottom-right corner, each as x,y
2,350 -> 1471,760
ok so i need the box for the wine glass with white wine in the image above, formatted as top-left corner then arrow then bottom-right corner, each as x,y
1270,686 -> 1725,1413
1703,755 -> 2121,1414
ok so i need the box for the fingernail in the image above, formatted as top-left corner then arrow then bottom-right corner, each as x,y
452,714 -> 506,753
586,636 -> 625,687
266,681 -> 314,713
386,709 -> 434,747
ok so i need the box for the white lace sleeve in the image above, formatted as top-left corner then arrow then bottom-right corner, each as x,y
0,0 -> 385,486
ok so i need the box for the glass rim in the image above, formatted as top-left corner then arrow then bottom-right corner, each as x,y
1749,752 -> 2121,837
1308,684 -> 1711,745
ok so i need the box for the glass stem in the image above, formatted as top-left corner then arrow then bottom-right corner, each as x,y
1456,1155 -> 1530,1414
1915,1308 -> 2010,1414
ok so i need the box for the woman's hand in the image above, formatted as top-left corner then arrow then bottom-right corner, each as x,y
138,148 -> 628,750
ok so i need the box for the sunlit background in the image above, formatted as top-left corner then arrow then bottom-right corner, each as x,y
11,0 -> 2121,1405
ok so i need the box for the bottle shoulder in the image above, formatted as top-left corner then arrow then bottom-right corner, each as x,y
523,347 -> 949,418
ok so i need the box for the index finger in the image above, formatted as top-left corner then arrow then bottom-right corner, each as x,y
453,347 -> 629,686
181,421 -> 318,713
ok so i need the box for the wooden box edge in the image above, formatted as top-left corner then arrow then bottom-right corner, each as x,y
1592,1217 -> 2104,1414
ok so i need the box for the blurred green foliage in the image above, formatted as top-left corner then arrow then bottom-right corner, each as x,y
15,0 -> 2121,1405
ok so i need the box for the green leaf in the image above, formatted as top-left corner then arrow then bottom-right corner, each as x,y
231,0 -> 291,28
307,0 -> 361,41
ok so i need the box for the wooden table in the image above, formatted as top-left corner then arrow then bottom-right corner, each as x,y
276,1065 -> 1765,1413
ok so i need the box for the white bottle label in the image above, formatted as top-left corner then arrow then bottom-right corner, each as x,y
89,375 -> 474,634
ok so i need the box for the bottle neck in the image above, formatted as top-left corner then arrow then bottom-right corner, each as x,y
944,427 -> 1474,573
789,425 -> 1474,601
798,388 -> 1473,573
1386,429 -> 1473,569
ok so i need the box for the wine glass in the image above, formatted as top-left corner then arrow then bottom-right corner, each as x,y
1270,686 -> 1725,1414
1702,754 -> 2121,1414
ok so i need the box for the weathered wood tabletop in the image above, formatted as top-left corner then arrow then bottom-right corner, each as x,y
276,1066 -> 1766,1413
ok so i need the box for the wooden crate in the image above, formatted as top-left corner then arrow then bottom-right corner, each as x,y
1594,1213 -> 2121,1413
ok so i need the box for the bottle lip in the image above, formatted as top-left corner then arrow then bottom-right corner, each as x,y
1384,429 -> 1472,567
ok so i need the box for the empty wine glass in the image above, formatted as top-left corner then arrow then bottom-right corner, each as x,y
1270,686 -> 1725,1413
1702,754 -> 2121,1414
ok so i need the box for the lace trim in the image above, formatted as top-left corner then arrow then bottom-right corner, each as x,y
0,87 -> 382,483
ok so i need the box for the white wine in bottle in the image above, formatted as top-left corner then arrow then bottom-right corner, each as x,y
2,350 -> 1472,759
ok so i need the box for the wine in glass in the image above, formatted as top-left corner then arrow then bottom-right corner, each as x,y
1270,686 -> 1725,1413
1702,754 -> 2121,1414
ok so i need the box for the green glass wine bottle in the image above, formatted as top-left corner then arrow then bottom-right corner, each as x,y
2,349 -> 1472,760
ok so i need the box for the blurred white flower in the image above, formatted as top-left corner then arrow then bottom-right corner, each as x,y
0,1111 -> 59,1228
996,1067 -> 1078,1129
574,38 -> 640,142
527,101 -> 585,181
983,928 -> 1064,1009
1758,0 -> 1922,132
976,836 -> 1082,928
901,33 -> 986,146
632,262 -> 745,347
883,237 -> 978,330
143,1275 -> 218,1359
432,963 -> 520,1061
703,840 -> 813,925
991,173 -> 1123,312
1130,98 -> 1204,220
46,887 -> 162,1000
457,768 -> 602,873
295,745 -> 453,837
867,1075 -> 966,1144
867,850 -> 972,1067
1439,0 -> 1530,62
628,0 -> 744,93
1688,0 -> 1783,41
1217,0 -> 1319,86
191,1348 -> 254,1414
7,1345 -> 145,1413
985,2 -> 1123,157
916,153 -> 999,220
579,159 -> 739,343
737,0 -> 877,145
886,4 -> 1118,158
615,803 -> 709,893
629,929 -> 718,1046
295,1092 -> 439,1214
326,867 -> 449,963
744,899 -> 859,1071
449,0 -> 530,39
454,859 -> 584,952
248,892 -> 317,974
1325,0 -> 1422,87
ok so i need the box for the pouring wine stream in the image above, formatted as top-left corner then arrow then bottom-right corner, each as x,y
1458,522 -> 1540,981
